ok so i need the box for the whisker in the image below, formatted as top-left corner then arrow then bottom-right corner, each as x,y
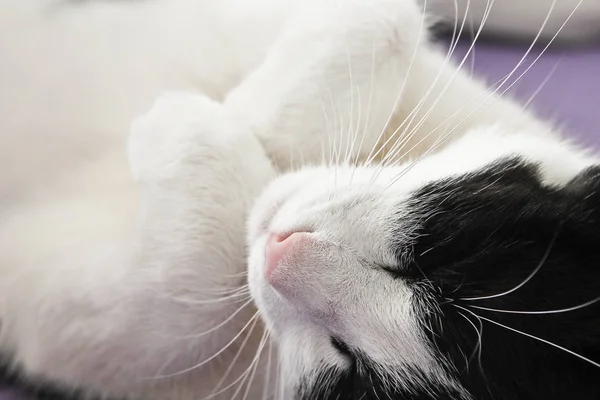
207,316 -> 261,398
327,85 -> 339,168
460,227 -> 560,301
159,284 -> 249,297
174,298 -> 255,340
380,0 -> 570,188
351,40 -> 376,179
275,340 -> 285,400
467,4 -> 477,79
378,68 -> 512,186
374,79 -> 522,200
380,0 -> 481,161
168,294 -> 251,307
491,1 -> 580,100
363,0 -> 479,193
318,90 -> 334,166
434,0 -> 575,147
346,85 -> 362,167
378,0 -> 491,167
343,37 -> 356,166
162,288 -> 251,307
233,329 -> 270,400
456,305 -> 600,369
145,311 -> 260,379
467,296 -> 600,315
362,0 -> 430,167
393,0 -> 579,173
262,335 -> 274,400
288,138 -> 294,172
219,270 -> 250,278
522,57 -> 562,109
456,310 -> 484,374
357,0 -> 474,196
335,67 -> 347,171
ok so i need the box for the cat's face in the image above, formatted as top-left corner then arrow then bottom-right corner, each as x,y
247,130 -> 600,399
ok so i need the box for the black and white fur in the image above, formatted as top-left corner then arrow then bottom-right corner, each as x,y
0,0 -> 599,399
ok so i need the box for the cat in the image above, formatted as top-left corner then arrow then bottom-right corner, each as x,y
0,0 -> 599,399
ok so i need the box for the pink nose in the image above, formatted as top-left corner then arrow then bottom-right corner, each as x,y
265,232 -> 304,280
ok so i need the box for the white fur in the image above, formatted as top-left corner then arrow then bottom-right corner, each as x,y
0,0 -> 598,399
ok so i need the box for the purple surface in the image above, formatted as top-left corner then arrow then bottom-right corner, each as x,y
0,42 -> 598,400
452,41 -> 600,148
0,386 -> 28,400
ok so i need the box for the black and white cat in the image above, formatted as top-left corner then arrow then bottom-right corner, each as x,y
1,0 -> 599,399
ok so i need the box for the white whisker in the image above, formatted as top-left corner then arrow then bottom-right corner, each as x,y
393,0 -> 580,174
262,335 -> 274,400
456,310 -> 484,373
362,0 -> 430,167
468,296 -> 600,315
238,330 -> 270,400
382,0 -> 480,160
343,36 -> 356,166
145,311 -> 260,379
379,0 -> 490,167
351,40 -> 376,178
326,85 -> 339,168
206,316 -> 261,399
174,298 -> 254,340
358,0 -> 475,198
163,289 -> 250,307
460,227 -> 560,301
456,305 -> 600,369
318,92 -> 331,166
346,85 -> 362,166
379,0 -> 572,187
523,57 -> 562,109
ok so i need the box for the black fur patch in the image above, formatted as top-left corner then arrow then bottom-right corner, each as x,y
296,356 -> 464,400
406,158 -> 600,399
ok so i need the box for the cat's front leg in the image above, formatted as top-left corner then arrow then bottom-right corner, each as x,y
128,91 -> 276,306
224,0 -> 428,170
0,92 -> 275,399
125,92 -> 277,397
224,0 -> 561,170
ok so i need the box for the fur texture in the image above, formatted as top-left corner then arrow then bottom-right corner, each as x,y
1,0 -> 599,399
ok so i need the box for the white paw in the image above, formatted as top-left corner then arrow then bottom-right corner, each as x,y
128,92 -> 228,182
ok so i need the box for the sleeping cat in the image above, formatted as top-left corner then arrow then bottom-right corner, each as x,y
1,0 -> 599,399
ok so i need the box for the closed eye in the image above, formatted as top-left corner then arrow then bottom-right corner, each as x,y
376,263 -> 409,280
376,259 -> 430,282
330,337 -> 354,360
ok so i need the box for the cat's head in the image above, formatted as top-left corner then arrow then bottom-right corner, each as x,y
247,129 -> 600,400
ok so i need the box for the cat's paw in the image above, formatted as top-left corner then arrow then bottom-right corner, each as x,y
225,0 -> 426,170
128,92 -> 231,183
